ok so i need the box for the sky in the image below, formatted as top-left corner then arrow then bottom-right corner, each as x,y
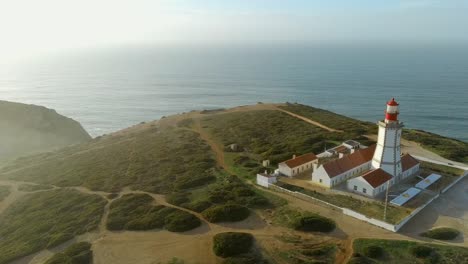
0,0 -> 467,62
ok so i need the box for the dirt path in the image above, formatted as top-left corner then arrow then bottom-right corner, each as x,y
275,107 -> 343,133
192,118 -> 228,171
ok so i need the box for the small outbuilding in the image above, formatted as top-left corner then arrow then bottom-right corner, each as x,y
256,172 -> 277,188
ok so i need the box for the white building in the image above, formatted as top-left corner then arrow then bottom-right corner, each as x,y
311,98 -> 421,197
278,153 -> 318,177
347,168 -> 393,197
311,146 -> 375,187
256,172 -> 277,188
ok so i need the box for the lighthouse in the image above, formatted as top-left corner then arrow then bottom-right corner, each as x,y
371,98 -> 403,180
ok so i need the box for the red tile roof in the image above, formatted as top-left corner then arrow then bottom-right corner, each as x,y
282,153 -> 317,168
362,168 -> 393,188
401,154 -> 420,171
323,145 -> 376,178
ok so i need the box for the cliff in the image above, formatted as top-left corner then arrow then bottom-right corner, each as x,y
0,100 -> 91,162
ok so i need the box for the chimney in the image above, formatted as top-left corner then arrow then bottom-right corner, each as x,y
313,163 -> 318,171
264,170 -> 268,175
339,153 -> 344,158
350,148 -> 355,154
293,154 -> 296,159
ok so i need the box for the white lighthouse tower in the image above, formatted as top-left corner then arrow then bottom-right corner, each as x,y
371,98 -> 403,180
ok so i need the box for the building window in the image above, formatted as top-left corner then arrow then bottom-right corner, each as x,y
363,188 -> 367,194
319,179 -> 322,183
353,185 -> 357,191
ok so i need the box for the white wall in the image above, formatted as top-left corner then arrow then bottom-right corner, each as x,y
278,163 -> 292,177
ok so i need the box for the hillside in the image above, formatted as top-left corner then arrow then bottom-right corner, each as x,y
0,100 -> 91,162
0,103 -> 466,264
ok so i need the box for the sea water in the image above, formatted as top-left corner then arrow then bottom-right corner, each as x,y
1,44 -> 467,141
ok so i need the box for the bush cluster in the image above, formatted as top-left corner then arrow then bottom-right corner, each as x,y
213,232 -> 254,258
421,227 -> 460,240
45,242 -> 92,264
202,204 -> 250,223
363,245 -> 385,259
293,215 -> 336,233
107,194 -> 201,232
0,190 -> 105,264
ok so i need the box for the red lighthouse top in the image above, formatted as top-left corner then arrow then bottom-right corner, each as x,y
387,98 -> 399,106
385,97 -> 399,122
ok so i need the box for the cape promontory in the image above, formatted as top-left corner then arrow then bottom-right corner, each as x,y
0,100 -> 91,162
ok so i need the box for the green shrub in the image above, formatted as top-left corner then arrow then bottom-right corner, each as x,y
166,192 -> 190,206
17,184 -> 53,192
213,232 -> 254,257
107,194 -> 200,232
45,242 -> 92,264
202,204 -> 250,223
363,245 -> 385,259
0,185 -> 10,201
223,256 -> 259,264
107,193 -> 119,199
347,256 -> 375,264
293,215 -> 336,233
410,245 -> 434,258
174,174 -> 216,190
164,211 -> 201,232
185,200 -> 212,213
0,190 -> 105,264
421,227 -> 460,240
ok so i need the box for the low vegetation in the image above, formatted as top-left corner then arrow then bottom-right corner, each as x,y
272,206 -> 336,233
276,181 -> 410,224
213,232 -> 254,257
420,161 -> 465,177
0,185 -> 10,201
278,103 -> 376,137
166,174 -> 280,218
0,189 -> 105,264
276,236 -> 337,264
44,242 -> 92,264
1,127 -> 216,193
403,129 -> 468,163
201,109 -> 346,166
352,238 -> 468,263
107,193 -> 201,232
17,183 -> 53,192
202,204 -> 250,223
421,227 -> 460,241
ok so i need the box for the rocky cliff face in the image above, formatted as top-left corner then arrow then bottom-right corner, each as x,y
0,100 -> 91,161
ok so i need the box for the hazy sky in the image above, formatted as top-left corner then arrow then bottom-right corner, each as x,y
1,0 -> 467,61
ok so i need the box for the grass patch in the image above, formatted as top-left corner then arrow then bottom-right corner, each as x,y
107,193 -> 201,232
421,227 -> 461,241
278,243 -> 337,264
166,174 -> 279,213
1,127 -> 217,193
420,161 -> 465,177
45,242 -> 92,264
276,182 -> 411,224
213,232 -> 254,257
0,185 -> 10,201
0,189 -> 105,264
403,129 -> 468,163
202,204 -> 250,223
201,110 -> 348,165
17,184 -> 53,192
278,103 -> 376,136
272,206 -> 336,233
353,238 -> 468,264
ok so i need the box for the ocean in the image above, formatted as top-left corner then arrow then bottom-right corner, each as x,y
1,44 -> 467,141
